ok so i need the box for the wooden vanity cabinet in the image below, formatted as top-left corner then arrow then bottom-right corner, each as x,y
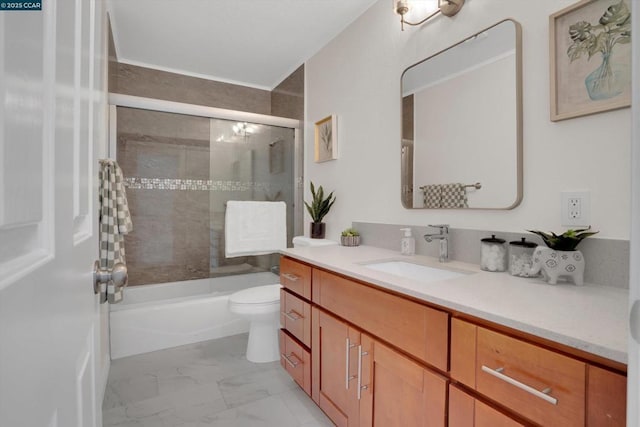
279,258 -> 313,397
280,256 -> 312,299
449,384 -> 524,427
312,308 -> 447,427
312,308 -> 361,426
359,334 -> 447,427
280,288 -> 311,347
587,365 -> 627,426
279,329 -> 311,395
451,318 -> 627,426
279,257 -> 628,426
312,268 -> 449,371
310,267 -> 449,426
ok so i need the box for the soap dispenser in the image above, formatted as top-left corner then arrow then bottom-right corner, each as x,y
400,228 -> 415,255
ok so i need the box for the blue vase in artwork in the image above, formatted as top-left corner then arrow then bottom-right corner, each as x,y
584,52 -> 628,101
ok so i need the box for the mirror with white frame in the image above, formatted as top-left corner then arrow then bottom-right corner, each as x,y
401,19 -> 522,209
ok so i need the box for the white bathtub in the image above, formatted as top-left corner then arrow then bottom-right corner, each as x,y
109,271 -> 280,359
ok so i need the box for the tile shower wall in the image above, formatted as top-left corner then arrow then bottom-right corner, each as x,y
117,108 -> 212,285
109,62 -> 304,285
271,65 -> 304,121
110,63 -> 272,115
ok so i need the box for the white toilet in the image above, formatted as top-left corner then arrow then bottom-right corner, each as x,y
228,236 -> 338,363
229,284 -> 283,363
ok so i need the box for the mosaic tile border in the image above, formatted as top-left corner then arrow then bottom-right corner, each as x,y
124,177 -> 284,192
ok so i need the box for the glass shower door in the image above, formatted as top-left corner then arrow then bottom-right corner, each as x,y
115,107 -> 297,286
208,119 -> 296,276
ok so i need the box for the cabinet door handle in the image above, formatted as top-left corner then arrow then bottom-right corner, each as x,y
281,310 -> 302,321
282,273 -> 299,282
281,352 -> 301,368
345,338 -> 356,389
357,345 -> 369,400
481,365 -> 558,405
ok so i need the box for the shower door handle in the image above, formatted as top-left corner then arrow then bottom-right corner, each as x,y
93,261 -> 128,303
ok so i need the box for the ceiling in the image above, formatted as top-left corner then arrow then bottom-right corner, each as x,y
107,0 -> 379,90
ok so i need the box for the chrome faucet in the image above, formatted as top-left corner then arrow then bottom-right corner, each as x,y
424,224 -> 449,262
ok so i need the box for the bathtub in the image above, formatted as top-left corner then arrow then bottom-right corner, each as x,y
109,271 -> 280,359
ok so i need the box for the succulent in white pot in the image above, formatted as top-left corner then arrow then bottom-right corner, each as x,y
526,227 -> 598,285
340,228 -> 360,247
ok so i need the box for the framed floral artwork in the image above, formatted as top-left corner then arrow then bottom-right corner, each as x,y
550,0 -> 631,121
314,115 -> 337,162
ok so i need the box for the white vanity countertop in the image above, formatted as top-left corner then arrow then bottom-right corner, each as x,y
281,245 -> 629,365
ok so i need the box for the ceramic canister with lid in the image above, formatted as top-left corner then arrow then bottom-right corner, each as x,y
480,234 -> 507,272
508,237 -> 538,277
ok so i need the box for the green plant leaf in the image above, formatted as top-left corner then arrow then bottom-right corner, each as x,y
527,227 -> 598,251
304,181 -> 336,223
341,227 -> 360,237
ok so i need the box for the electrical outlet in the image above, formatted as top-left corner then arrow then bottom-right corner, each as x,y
568,197 -> 581,219
561,191 -> 590,227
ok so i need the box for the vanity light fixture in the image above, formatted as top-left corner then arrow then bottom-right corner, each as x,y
395,0 -> 464,31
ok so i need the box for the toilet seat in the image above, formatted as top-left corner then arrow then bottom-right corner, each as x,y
228,284 -> 281,316
229,284 -> 281,305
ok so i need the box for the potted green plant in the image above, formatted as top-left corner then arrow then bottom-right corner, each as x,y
340,228 -> 360,247
526,227 -> 598,286
304,182 -> 336,239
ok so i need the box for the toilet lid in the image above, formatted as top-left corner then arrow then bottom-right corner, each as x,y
292,236 -> 338,247
229,284 -> 282,304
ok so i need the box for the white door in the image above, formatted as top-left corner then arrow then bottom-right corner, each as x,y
629,1 -> 640,425
0,1 -> 108,426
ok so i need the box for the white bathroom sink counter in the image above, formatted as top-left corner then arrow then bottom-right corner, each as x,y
280,245 -> 628,365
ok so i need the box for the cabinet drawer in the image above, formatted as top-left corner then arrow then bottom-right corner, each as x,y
449,384 -> 524,427
280,288 -> 311,348
312,269 -> 448,371
476,327 -> 586,426
280,257 -> 312,299
279,329 -> 311,396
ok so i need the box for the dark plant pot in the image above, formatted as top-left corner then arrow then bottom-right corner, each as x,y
310,222 -> 326,239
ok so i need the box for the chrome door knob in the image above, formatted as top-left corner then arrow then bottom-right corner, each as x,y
93,261 -> 128,299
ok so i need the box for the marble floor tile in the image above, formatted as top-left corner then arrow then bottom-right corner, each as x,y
201,395 -> 300,427
104,333 -> 333,427
280,389 -> 334,426
218,364 -> 297,408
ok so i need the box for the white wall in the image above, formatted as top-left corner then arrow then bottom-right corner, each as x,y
305,0 -> 630,240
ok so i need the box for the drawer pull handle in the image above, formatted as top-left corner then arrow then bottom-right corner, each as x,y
282,310 -> 302,321
281,352 -> 301,368
357,345 -> 369,400
481,365 -> 558,405
282,273 -> 300,282
346,338 -> 357,389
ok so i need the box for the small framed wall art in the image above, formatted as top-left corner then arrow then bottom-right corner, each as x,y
549,0 -> 631,121
314,115 -> 337,162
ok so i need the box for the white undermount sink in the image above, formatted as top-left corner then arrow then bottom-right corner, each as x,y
363,260 -> 471,284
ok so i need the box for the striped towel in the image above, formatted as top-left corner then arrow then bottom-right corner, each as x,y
441,183 -> 468,208
422,184 -> 442,208
98,159 -> 133,269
